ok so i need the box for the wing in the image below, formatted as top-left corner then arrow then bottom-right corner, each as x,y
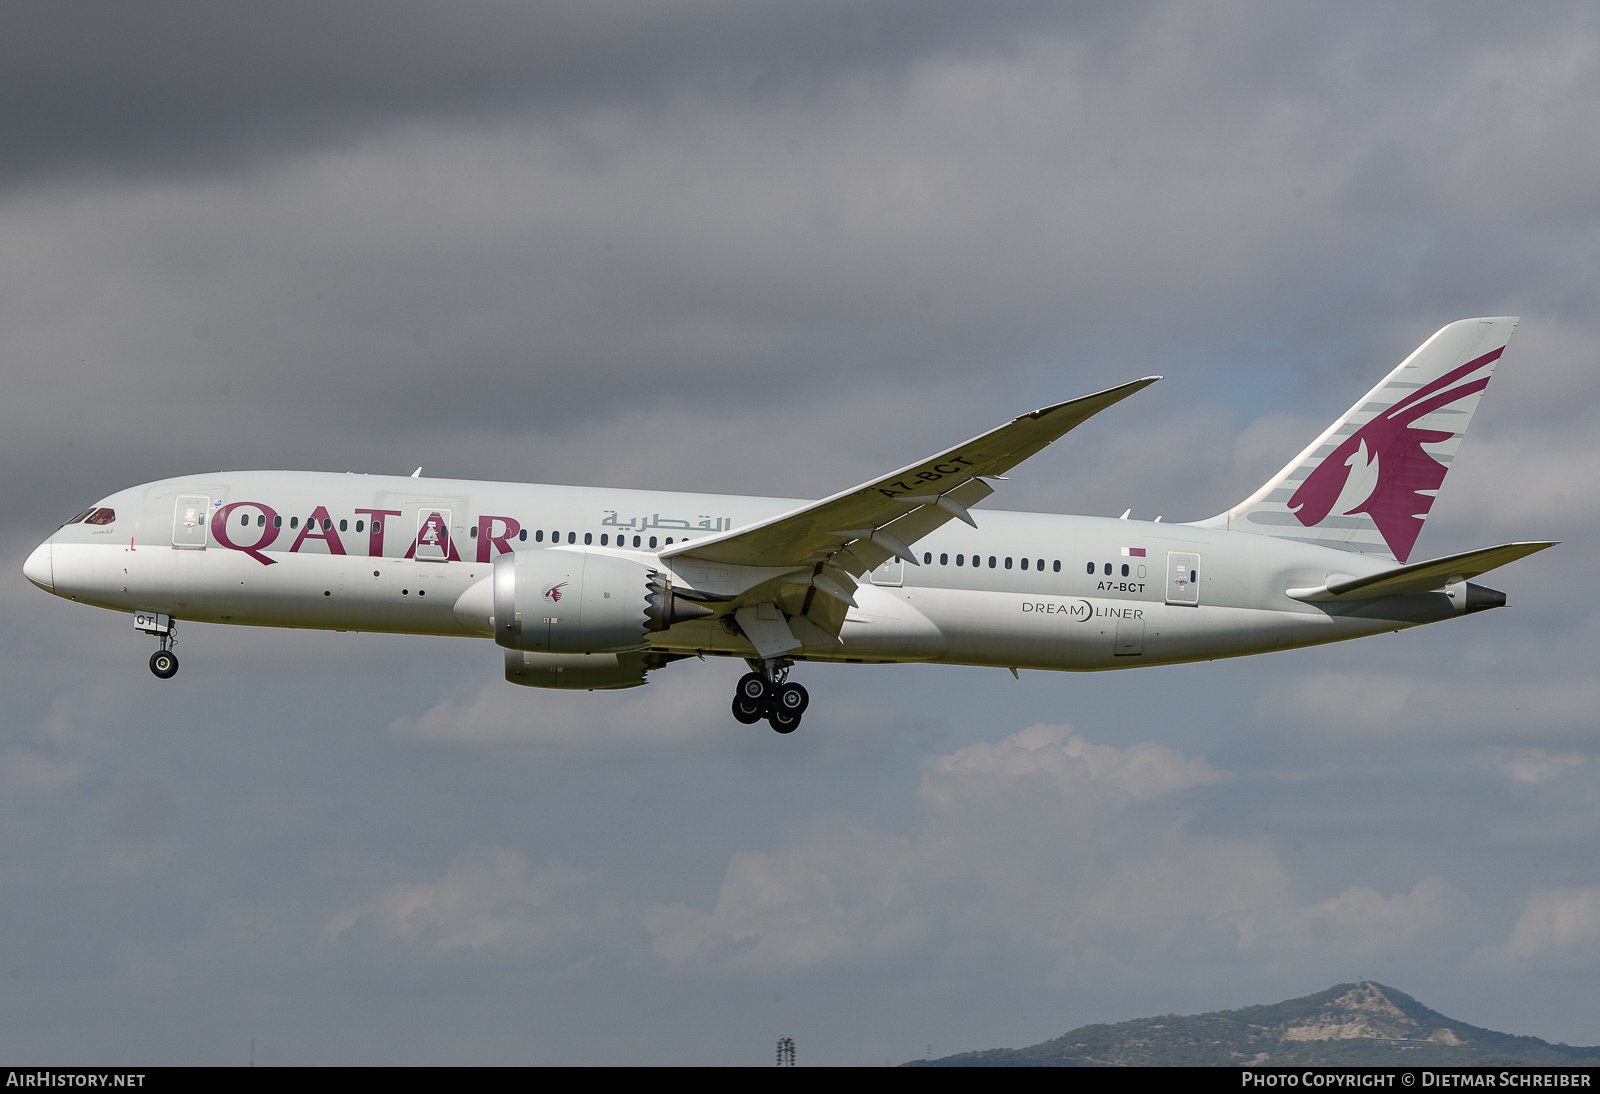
661,376 -> 1160,581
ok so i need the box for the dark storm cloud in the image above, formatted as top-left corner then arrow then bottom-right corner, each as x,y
1,0 -> 1127,189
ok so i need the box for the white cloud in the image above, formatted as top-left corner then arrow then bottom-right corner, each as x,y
1500,887 -> 1600,964
322,848 -> 594,958
643,724 -> 1454,980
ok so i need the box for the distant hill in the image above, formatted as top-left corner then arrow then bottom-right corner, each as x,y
905,982 -> 1600,1067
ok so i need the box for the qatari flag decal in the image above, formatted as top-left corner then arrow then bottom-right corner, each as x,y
1121,547 -> 1146,557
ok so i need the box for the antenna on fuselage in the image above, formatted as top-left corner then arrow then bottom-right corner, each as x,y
411,467 -> 422,478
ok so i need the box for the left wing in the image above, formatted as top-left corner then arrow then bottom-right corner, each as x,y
661,376 -> 1160,580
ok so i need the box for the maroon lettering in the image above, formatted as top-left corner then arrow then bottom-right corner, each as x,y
355,508 -> 401,557
288,505 -> 347,555
210,501 -> 280,566
476,515 -> 523,563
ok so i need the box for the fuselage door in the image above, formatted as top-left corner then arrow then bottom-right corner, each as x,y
415,508 -> 453,562
868,557 -> 904,587
1165,551 -> 1200,605
173,495 -> 210,548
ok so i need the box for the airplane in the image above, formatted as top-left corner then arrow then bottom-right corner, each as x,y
22,317 -> 1555,734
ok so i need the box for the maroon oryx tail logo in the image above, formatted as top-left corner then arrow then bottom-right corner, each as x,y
1287,347 -> 1501,562
542,582 -> 568,603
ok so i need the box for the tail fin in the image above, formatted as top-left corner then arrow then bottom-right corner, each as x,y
1216,317 -> 1518,562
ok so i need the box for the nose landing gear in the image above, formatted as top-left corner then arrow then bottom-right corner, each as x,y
135,611 -> 179,679
732,663 -> 809,733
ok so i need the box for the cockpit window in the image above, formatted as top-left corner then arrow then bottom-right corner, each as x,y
62,507 -> 115,527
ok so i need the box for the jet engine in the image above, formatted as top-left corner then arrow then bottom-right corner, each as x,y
453,549 -> 716,653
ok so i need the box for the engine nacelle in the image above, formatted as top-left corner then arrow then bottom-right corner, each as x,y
452,548 -> 716,653
504,649 -> 650,690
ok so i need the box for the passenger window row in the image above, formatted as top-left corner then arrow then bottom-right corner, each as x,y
921,553 -> 1062,572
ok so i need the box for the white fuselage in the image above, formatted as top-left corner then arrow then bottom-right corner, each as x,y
26,470 -> 1470,673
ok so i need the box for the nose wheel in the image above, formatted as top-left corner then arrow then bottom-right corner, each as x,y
731,670 -> 808,733
149,649 -> 179,679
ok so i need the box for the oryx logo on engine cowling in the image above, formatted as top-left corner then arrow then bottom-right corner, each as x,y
1287,347 -> 1501,562
542,582 -> 568,603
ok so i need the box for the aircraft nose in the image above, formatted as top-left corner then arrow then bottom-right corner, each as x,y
23,539 -> 52,591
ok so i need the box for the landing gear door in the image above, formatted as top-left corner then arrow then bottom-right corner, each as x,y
415,508 -> 453,562
173,495 -> 210,548
1165,552 -> 1200,605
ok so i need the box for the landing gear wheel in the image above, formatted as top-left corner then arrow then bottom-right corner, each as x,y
149,650 -> 179,679
731,695 -> 766,724
775,682 -> 809,715
768,706 -> 800,734
736,672 -> 770,704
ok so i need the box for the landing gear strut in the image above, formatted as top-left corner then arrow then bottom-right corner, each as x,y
731,661 -> 808,733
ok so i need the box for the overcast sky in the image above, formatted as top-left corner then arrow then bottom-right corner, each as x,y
5,1 -> 1600,1065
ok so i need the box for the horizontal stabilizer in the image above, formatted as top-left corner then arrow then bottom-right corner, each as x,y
1287,541 -> 1557,602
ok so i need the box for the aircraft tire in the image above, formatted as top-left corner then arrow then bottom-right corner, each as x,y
731,695 -> 766,725
736,672 -> 769,704
768,707 -> 800,734
775,682 -> 809,715
149,650 -> 179,679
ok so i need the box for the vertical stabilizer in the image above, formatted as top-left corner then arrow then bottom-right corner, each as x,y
1218,317 -> 1518,563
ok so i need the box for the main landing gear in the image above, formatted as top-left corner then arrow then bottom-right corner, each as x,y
731,662 -> 809,734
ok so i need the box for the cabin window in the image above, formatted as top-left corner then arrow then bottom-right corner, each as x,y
665,537 -> 673,545
955,554 -> 964,566
372,520 -> 381,534
568,532 -> 576,544
290,517 -> 299,529
988,556 -> 997,568
321,518 -> 331,530
240,513 -> 250,526
1004,557 -> 1012,569
535,530 -> 544,542
469,526 -> 478,538
633,535 -> 641,547
1053,560 -> 1060,572
1121,563 -> 1129,576
518,529 -> 526,541
356,520 -> 364,532
1020,557 -> 1028,570
924,552 -> 932,564
600,534 -> 608,546
1086,562 -> 1093,574
339,519 -> 348,532
940,553 -> 948,565
649,536 -> 658,548
274,515 -> 282,528
1102,563 -> 1110,575
585,532 -> 593,545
